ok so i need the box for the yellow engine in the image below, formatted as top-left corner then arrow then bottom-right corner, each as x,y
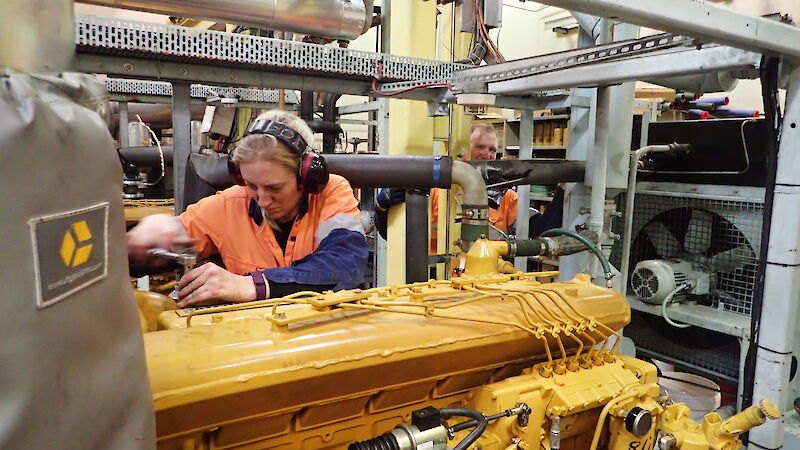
136,265 -> 776,449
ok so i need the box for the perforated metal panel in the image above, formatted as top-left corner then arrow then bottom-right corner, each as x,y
613,188 -> 763,316
76,15 -> 469,82
625,313 -> 740,381
105,78 -> 299,103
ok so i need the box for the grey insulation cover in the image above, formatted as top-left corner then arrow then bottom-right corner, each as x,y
0,71 -> 155,448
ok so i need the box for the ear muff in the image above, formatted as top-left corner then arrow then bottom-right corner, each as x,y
227,149 -> 245,186
297,152 -> 329,194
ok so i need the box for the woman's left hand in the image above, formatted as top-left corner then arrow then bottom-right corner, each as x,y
176,262 -> 256,308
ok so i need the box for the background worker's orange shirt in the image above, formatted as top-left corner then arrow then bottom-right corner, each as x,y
179,174 -> 363,275
429,188 -> 518,251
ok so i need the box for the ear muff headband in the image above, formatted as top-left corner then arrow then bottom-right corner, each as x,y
229,119 -> 329,194
245,119 -> 308,156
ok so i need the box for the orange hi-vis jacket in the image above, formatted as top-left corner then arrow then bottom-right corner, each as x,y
179,174 -> 368,289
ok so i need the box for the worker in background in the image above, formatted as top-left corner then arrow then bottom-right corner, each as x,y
374,125 -> 518,246
127,110 -> 368,308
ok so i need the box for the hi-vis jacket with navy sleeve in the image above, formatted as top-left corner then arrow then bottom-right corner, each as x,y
179,174 -> 368,290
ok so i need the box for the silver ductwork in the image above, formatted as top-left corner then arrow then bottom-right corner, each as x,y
78,0 -> 372,41
0,0 -> 74,73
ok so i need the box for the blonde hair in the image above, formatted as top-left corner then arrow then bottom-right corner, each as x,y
471,124 -> 497,139
231,110 -> 315,172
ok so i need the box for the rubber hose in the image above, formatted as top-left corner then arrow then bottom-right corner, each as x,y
540,228 -> 612,285
348,433 -> 400,450
441,408 -> 488,450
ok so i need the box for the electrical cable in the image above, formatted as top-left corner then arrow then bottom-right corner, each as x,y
661,284 -> 691,328
540,228 -> 612,286
135,114 -> 166,186
742,55 -> 783,429
371,62 -> 449,96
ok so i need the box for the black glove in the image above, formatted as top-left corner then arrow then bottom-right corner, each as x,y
375,188 -> 406,211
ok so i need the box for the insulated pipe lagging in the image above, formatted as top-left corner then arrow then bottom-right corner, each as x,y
323,155 -> 454,189
78,0 -> 371,41
323,155 -> 488,249
406,190 -> 429,283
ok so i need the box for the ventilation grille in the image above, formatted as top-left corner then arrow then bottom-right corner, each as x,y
613,191 -> 763,316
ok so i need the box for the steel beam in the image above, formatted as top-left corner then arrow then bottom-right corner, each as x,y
488,45 -> 760,94
531,0 -> 800,59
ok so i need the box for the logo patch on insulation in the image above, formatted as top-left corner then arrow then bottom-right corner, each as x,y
30,203 -> 109,309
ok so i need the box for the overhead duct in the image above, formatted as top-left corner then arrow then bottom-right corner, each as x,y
648,71 -> 739,94
111,103 -> 206,130
0,0 -> 74,73
78,0 -> 372,41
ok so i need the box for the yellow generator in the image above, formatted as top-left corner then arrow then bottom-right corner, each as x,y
137,240 -> 777,450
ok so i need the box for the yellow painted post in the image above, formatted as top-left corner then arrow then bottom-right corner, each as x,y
384,1 -> 438,284
433,4 -> 473,278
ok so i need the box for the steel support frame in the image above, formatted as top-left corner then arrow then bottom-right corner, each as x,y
488,45 -> 761,94
750,65 -> 800,449
514,111 -> 534,271
531,0 -> 800,59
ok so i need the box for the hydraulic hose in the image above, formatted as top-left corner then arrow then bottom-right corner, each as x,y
440,408 -> 488,450
540,228 -> 613,287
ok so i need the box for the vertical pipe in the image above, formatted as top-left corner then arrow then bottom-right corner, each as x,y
375,98 -> 390,287
300,91 -> 314,121
118,102 -> 130,148
514,110 -> 534,271
619,145 -> 673,291
172,82 -> 192,213
588,86 -> 610,279
406,189 -> 429,283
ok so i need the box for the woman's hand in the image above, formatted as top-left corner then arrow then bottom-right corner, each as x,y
176,262 -> 259,308
127,214 -> 195,265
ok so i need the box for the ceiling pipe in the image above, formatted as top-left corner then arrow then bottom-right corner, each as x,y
77,0 -> 372,41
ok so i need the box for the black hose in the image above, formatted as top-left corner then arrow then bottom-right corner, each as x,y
440,408 -> 488,450
348,433 -> 400,450
450,410 -> 512,433
741,55 -> 782,443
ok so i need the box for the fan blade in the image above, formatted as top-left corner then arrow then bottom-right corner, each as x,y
708,245 -> 751,272
644,221 -> 682,257
684,209 -> 714,255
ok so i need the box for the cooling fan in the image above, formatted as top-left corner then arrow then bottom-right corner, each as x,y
629,207 -> 757,309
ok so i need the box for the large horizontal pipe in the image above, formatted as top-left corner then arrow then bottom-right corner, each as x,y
468,159 -> 586,188
324,155 -> 454,190
78,0 -> 371,41
324,154 -> 489,247
648,71 -> 739,94
119,145 -> 175,167
111,103 -> 206,129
